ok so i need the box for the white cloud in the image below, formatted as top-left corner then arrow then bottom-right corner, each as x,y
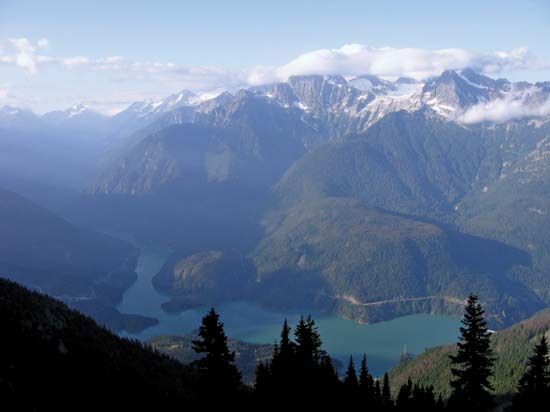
5,38 -> 40,73
63,56 -> 91,68
1,37 -> 550,114
37,38 -> 49,49
0,83 -> 40,109
2,38 -> 548,83
458,91 -> 550,124
267,44 -> 549,81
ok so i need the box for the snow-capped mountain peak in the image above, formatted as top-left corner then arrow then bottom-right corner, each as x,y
66,103 -> 92,118
124,90 -> 197,119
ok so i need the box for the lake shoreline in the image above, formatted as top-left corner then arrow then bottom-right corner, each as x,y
116,245 -> 461,376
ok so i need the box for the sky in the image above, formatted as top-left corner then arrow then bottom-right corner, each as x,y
1,0 -> 550,114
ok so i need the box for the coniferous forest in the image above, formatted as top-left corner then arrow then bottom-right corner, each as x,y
2,277 -> 550,411
194,295 -> 550,410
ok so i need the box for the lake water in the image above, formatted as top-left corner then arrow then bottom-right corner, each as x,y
118,246 -> 461,375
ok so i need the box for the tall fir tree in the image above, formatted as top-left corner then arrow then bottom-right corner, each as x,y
270,319 -> 295,378
294,315 -> 324,366
448,295 -> 494,412
509,335 -> 550,411
192,308 -> 242,392
344,356 -> 359,387
279,319 -> 293,358
359,354 -> 375,401
342,355 -> 359,405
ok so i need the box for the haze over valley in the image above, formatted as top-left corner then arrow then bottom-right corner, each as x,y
3,68 -> 550,331
2,2 -> 550,409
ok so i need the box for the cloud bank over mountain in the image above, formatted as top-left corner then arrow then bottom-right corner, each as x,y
1,37 -> 550,115
255,44 -> 547,83
458,92 -> 550,124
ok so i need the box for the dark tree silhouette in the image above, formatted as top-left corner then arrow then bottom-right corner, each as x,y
270,318 -> 294,378
255,316 -> 343,406
396,377 -> 413,410
448,295 -> 494,411
509,335 -> 550,411
344,356 -> 359,387
359,353 -> 375,402
436,395 -> 445,411
374,378 -> 382,406
255,361 -> 270,395
192,308 -> 242,393
294,315 -> 324,366
381,372 -> 393,409
412,384 -> 438,411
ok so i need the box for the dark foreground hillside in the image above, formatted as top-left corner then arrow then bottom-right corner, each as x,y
0,277 -> 205,410
4,275 -> 548,411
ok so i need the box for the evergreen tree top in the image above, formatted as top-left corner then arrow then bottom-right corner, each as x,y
515,335 -> 550,399
449,294 -> 495,411
191,307 -> 241,391
344,355 -> 358,387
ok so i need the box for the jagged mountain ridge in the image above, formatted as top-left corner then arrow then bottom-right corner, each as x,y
97,68 -> 549,161
4,69 -> 550,330
85,99 -> 550,328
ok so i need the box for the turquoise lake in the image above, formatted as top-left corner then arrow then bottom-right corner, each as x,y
118,245 -> 461,375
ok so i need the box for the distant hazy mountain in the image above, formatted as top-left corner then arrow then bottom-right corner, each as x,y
0,105 -> 44,131
0,104 -> 112,192
81,70 -> 550,328
109,90 -> 198,138
42,103 -> 111,137
3,69 -> 550,330
0,186 -> 155,331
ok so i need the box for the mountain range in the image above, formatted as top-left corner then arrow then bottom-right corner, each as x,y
1,68 -> 550,329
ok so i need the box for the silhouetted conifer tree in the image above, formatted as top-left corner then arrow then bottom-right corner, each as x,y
270,319 -> 295,382
294,315 -> 324,366
448,295 -> 494,412
382,372 -> 393,409
344,356 -> 359,387
509,335 -> 550,411
359,353 -> 375,402
192,308 -> 241,393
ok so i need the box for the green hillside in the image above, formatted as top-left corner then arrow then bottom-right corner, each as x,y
389,308 -> 550,398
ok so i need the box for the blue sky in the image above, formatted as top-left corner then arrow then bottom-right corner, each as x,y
1,0 -> 550,113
